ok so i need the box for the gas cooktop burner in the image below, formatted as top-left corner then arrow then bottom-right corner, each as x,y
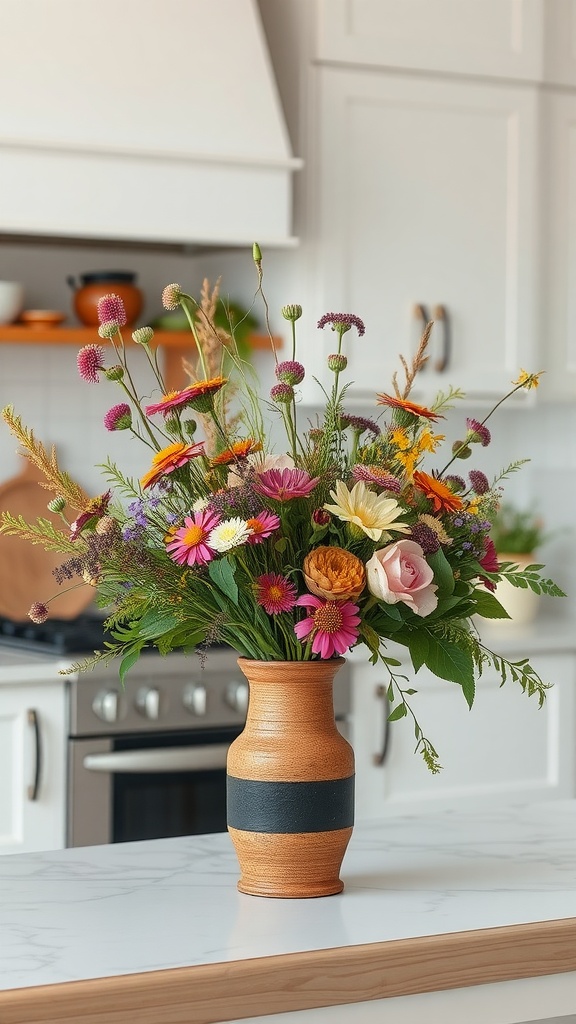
0,614 -> 109,655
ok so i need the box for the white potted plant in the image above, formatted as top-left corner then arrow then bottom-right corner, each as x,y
491,504 -> 547,625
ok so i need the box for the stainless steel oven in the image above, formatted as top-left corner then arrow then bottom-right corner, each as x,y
66,648 -> 351,847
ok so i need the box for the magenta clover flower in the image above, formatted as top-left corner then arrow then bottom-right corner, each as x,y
97,293 -> 127,327
104,403 -> 132,432
77,344 -> 105,384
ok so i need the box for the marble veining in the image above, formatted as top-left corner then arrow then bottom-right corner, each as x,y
1,801 -> 576,991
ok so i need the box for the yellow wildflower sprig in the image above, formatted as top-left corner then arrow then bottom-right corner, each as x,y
1,406 -> 88,510
0,512 -> 80,553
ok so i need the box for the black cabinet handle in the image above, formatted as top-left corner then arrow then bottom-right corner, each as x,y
372,685 -> 391,767
433,304 -> 451,372
27,708 -> 42,802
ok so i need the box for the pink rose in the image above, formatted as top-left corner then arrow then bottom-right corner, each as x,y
365,539 -> 438,617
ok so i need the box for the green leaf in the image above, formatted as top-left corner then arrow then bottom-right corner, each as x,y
427,548 -> 455,597
422,632 -> 476,707
208,557 -> 239,605
406,630 -> 429,674
388,703 -> 407,722
274,538 -> 288,554
472,589 -> 511,620
119,646 -> 144,685
137,610 -> 181,640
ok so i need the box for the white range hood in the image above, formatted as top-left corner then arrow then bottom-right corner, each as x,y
0,0 -> 301,247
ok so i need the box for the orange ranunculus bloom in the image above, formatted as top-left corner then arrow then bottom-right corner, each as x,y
303,545 -> 366,602
140,442 -> 205,490
376,393 -> 443,421
413,471 -> 464,514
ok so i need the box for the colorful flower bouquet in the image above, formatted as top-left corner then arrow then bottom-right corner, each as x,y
0,246 -> 564,771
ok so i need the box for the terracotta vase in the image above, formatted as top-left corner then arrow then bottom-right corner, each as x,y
67,271 -> 143,327
226,658 -> 354,898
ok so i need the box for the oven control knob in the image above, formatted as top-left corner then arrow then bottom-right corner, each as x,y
183,683 -> 207,717
135,687 -> 161,721
225,681 -> 249,716
92,689 -> 120,723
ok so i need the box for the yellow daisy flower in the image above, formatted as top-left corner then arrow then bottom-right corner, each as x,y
513,369 -> 543,389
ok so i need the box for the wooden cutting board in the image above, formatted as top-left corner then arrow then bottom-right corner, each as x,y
0,460 -> 95,622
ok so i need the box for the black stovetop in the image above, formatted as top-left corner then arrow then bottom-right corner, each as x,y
0,614 -> 109,655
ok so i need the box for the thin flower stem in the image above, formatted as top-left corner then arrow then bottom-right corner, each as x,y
179,295 -> 210,381
438,380 -> 531,477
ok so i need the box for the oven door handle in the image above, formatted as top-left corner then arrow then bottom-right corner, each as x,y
83,744 -> 231,774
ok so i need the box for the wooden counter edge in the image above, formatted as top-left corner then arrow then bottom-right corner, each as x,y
2,916 -> 575,1024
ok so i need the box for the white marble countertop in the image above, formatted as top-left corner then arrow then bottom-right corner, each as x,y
2,800 -> 576,995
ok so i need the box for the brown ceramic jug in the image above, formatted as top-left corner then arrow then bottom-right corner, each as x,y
67,271 -> 143,327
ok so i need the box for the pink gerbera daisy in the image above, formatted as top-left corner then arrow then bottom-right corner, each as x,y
165,508 -> 221,566
254,468 -> 320,502
255,573 -> 297,615
77,344 -> 105,384
245,511 -> 281,544
294,595 -> 360,659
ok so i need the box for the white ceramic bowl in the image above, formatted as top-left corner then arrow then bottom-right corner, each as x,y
0,281 -> 24,324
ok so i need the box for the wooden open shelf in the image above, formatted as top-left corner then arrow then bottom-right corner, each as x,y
0,325 -> 282,390
0,325 -> 279,350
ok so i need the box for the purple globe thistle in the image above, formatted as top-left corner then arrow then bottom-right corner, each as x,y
270,382 -> 294,404
77,344 -> 105,384
97,293 -> 127,326
466,417 -> 491,447
104,403 -> 132,431
162,283 -> 182,310
340,414 -> 380,437
317,312 -> 365,337
410,522 -> 441,554
28,601 -> 49,624
275,360 -> 305,385
468,469 -> 490,495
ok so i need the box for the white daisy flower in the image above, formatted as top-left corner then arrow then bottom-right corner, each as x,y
208,518 -> 252,553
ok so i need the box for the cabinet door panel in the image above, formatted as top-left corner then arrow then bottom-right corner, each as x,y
352,651 -> 575,818
312,69 -> 538,405
317,0 -> 544,81
0,683 -> 66,854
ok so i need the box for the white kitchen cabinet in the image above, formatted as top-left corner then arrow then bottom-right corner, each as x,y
351,644 -> 576,819
305,65 -> 537,403
316,0 -> 545,82
0,682 -> 66,854
303,67 -> 539,406
538,89 -> 576,401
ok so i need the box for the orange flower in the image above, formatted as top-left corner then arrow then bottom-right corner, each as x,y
141,442 -> 205,489
413,471 -> 464,513
211,439 -> 262,466
376,394 -> 443,421
303,545 -> 366,602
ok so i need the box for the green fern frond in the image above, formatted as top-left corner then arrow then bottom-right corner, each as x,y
492,459 -> 530,486
431,386 -> 466,413
496,564 -> 566,597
